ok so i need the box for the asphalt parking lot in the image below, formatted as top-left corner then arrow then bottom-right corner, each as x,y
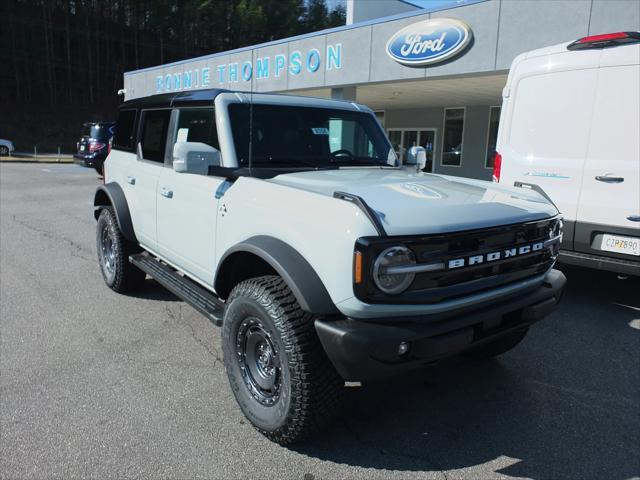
1,163 -> 639,479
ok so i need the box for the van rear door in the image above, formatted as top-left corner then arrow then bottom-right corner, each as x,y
499,52 -> 601,248
574,47 -> 640,260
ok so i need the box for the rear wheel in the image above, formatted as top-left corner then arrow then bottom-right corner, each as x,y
222,275 -> 343,444
96,207 -> 145,292
0,146 -> 9,156
463,327 -> 529,359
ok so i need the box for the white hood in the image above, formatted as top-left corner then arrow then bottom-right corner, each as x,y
267,168 -> 559,236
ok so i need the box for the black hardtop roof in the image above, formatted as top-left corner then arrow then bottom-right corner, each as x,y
119,88 -> 229,110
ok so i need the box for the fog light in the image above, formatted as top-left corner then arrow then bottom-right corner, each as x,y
398,341 -> 410,356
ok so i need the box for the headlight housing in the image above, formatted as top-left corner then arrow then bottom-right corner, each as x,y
372,246 -> 416,295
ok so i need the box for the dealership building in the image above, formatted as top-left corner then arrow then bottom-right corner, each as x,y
122,0 -> 639,180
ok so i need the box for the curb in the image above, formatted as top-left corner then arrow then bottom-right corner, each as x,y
0,158 -> 74,164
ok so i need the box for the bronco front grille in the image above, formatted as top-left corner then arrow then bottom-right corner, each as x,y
354,217 -> 561,304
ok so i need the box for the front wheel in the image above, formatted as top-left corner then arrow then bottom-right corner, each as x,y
96,207 -> 145,293
0,146 -> 9,156
463,327 -> 529,359
222,276 -> 343,444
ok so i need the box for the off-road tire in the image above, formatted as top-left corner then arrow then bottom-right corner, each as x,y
222,275 -> 343,444
463,327 -> 529,359
96,207 -> 145,293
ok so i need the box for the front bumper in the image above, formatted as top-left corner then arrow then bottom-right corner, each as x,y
559,250 -> 639,276
315,269 -> 566,381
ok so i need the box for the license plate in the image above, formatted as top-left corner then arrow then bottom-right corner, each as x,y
80,145 -> 85,151
601,234 -> 640,256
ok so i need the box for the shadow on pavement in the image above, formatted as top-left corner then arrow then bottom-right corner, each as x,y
292,265 -> 640,479
127,278 -> 181,302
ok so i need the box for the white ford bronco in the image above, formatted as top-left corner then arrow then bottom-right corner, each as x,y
94,89 -> 566,444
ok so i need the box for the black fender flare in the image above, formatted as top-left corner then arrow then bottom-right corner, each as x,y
93,182 -> 137,243
215,236 -> 339,316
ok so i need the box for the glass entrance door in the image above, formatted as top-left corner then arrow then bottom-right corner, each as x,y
419,130 -> 435,173
387,128 -> 437,172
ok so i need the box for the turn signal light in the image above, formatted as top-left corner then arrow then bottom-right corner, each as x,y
353,251 -> 363,284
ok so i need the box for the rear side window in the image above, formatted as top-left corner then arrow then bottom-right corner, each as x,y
113,110 -> 137,151
175,108 -> 219,149
140,110 -> 171,163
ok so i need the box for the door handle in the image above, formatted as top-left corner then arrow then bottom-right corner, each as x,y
595,175 -> 624,183
627,215 -> 640,222
127,176 -> 136,185
160,187 -> 173,199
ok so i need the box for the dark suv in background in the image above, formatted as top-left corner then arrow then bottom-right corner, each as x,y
74,122 -> 115,174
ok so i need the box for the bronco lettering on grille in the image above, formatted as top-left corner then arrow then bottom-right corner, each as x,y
448,242 -> 544,269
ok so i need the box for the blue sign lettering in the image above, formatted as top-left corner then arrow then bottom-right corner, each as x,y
256,57 -> 269,79
217,66 -> 226,84
306,49 -> 320,73
327,43 -> 342,70
275,54 -> 286,77
289,51 -> 302,75
152,43 -> 343,92
242,62 -> 253,81
229,63 -> 238,83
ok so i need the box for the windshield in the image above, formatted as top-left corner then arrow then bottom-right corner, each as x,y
228,104 -> 394,169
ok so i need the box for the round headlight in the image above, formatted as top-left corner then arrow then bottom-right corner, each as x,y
373,246 -> 416,295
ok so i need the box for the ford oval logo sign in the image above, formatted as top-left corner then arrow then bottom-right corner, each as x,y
386,18 -> 472,66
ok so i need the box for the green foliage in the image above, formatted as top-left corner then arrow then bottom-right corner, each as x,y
0,0 -> 345,151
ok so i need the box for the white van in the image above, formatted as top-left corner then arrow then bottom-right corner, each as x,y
494,32 -> 640,276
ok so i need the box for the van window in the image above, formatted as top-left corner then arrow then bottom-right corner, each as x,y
509,70 -> 596,160
175,108 -> 219,149
113,110 -> 137,151
441,108 -> 464,166
140,110 -> 171,163
485,106 -> 500,168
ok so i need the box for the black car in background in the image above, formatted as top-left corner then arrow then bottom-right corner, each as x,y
74,122 -> 115,174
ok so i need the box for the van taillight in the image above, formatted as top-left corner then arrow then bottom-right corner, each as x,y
567,31 -> 640,50
108,138 -> 112,155
492,152 -> 502,183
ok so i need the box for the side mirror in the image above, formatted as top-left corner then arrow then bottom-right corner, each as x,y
173,141 -> 221,175
406,146 -> 427,172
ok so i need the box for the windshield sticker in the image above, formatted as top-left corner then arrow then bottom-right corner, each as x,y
311,127 -> 329,135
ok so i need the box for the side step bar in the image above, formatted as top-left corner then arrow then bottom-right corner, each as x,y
129,253 -> 224,326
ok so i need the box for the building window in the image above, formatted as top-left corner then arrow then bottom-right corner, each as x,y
441,108 -> 465,167
387,129 -> 436,172
485,106 -> 501,168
